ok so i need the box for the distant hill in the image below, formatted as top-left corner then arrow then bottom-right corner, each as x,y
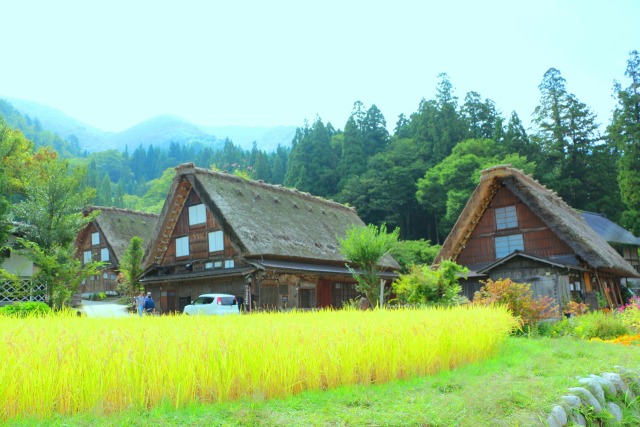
2,98 -> 296,153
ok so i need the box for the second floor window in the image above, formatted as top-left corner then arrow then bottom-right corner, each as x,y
83,251 -> 92,264
91,232 -> 100,246
176,236 -> 190,257
208,230 -> 224,252
495,206 -> 518,230
100,248 -> 110,261
188,204 -> 206,226
495,234 -> 524,258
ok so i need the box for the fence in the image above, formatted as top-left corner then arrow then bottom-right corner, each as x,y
0,277 -> 47,303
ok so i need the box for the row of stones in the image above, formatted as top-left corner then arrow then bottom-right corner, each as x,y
547,368 -> 640,426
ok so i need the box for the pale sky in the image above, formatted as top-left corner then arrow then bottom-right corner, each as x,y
1,0 -> 638,133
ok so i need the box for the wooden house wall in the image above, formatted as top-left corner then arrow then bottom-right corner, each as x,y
457,186 -> 574,267
77,223 -> 118,293
161,189 -> 238,266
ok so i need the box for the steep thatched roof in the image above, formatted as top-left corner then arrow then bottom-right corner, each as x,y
436,165 -> 639,278
146,163 -> 399,269
84,207 -> 158,263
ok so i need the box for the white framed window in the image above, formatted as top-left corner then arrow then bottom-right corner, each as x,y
495,234 -> 524,258
208,230 -> 224,252
224,259 -> 235,268
91,232 -> 100,245
495,206 -> 518,230
188,204 -> 206,226
83,251 -> 92,264
100,247 -> 110,261
176,236 -> 190,257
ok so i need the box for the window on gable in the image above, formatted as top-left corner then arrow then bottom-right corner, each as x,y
91,232 -> 100,246
495,206 -> 518,230
83,251 -> 92,264
188,204 -> 206,226
224,259 -> 235,268
208,230 -> 224,252
495,234 -> 524,258
176,236 -> 190,257
100,247 -> 110,261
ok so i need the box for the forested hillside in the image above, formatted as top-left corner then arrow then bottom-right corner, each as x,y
2,51 -> 639,249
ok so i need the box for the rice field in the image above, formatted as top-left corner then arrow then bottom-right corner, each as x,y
0,306 -> 517,422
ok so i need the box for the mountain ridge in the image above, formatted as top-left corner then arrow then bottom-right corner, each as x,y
1,97 -> 296,153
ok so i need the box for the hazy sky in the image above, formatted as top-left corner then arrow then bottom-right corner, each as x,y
1,0 -> 638,133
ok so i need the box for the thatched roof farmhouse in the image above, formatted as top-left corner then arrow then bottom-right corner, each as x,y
140,163 -> 399,313
435,165 -> 639,309
76,206 -> 158,294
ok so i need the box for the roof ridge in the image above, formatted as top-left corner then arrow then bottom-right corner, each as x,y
481,165 -> 578,216
84,206 -> 159,218
174,163 -> 357,214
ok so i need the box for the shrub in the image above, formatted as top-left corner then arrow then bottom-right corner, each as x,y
392,260 -> 467,306
0,302 -> 52,317
473,278 -> 557,329
573,311 -> 628,340
617,297 -> 640,332
563,300 -> 589,317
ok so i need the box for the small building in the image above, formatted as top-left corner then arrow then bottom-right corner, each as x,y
75,207 -> 158,294
140,163 -> 399,313
0,229 -> 44,306
580,211 -> 640,293
434,165 -> 639,309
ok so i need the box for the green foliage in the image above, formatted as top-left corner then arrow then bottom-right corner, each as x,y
0,301 -> 52,317
338,224 -> 399,307
573,311 -> 629,340
609,51 -> 640,234
392,260 -> 467,306
389,239 -> 440,273
539,311 -> 629,340
285,119 -> 338,197
12,151 -> 96,248
617,298 -> 640,332
473,278 -> 557,329
416,138 -> 535,238
117,236 -> 145,298
17,239 -> 104,309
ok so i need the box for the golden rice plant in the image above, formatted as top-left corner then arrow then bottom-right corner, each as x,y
0,305 -> 516,422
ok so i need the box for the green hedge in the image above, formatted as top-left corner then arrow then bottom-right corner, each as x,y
0,302 -> 52,317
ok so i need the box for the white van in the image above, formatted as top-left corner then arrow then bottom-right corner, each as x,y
183,294 -> 240,316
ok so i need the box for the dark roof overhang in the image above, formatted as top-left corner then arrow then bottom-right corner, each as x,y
477,250 -> 590,275
247,258 -> 399,280
140,266 -> 256,284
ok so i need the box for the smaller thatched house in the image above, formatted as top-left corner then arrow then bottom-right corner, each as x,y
75,207 -> 158,294
140,163 -> 399,313
434,165 -> 639,309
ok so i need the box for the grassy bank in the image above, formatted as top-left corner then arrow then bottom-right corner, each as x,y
0,306 -> 516,423
6,336 -> 639,426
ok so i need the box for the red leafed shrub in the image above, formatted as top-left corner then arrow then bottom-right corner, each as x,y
473,278 -> 557,329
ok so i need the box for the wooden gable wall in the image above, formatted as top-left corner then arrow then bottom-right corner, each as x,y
457,185 -> 574,267
76,222 -> 118,293
77,222 -> 115,266
160,188 -> 237,266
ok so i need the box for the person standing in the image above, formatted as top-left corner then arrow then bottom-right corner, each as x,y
136,291 -> 146,317
144,292 -> 155,315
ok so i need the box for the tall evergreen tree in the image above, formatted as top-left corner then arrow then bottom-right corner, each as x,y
609,50 -> 640,233
532,68 -> 605,210
284,118 -> 337,196
337,116 -> 366,190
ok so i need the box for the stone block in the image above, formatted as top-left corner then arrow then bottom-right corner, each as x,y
568,387 -> 603,413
